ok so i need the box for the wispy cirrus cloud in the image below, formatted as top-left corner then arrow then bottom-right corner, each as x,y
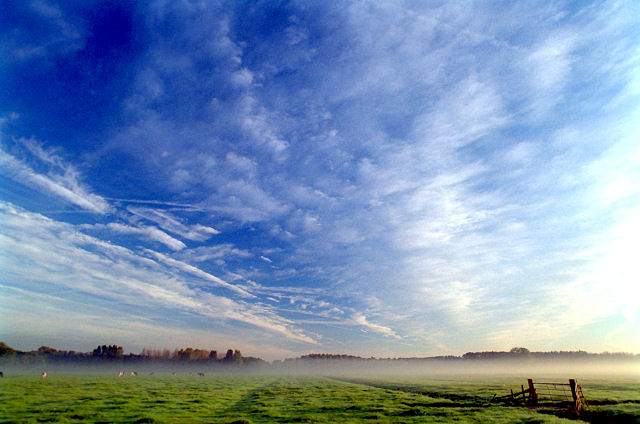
80,222 -> 186,251
0,284 -> 300,360
176,244 -> 251,263
0,201 -> 316,346
0,141 -> 111,214
144,249 -> 255,299
520,33 -> 576,119
127,206 -> 219,241
1,1 -> 82,62
2,0 -> 639,357
351,313 -> 400,339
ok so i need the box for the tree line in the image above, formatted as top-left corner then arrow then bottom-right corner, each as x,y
0,342 -> 260,366
1,342 -> 637,366
460,347 -> 639,360
279,347 -> 638,363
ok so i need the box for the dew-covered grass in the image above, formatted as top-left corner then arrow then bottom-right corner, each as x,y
0,373 -> 637,423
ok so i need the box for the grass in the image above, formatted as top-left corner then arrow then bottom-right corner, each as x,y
0,373 -> 637,423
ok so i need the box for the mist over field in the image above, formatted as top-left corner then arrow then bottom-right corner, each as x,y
270,359 -> 640,379
2,348 -> 638,379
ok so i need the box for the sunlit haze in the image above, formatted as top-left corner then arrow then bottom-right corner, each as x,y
1,1 -> 639,360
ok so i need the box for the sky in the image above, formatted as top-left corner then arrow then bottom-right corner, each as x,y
1,1 -> 639,360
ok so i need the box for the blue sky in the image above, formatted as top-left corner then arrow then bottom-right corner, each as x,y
1,1 -> 639,360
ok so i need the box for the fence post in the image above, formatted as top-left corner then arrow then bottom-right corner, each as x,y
527,379 -> 537,405
569,379 -> 577,409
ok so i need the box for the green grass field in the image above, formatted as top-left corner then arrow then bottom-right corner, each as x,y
0,374 -> 638,423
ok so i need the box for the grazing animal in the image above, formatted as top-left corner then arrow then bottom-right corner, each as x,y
171,372 -> 176,376
197,372 -> 204,377
130,371 -> 138,376
149,372 -> 154,375
41,372 -> 47,378
0,371 -> 4,378
118,371 -> 125,377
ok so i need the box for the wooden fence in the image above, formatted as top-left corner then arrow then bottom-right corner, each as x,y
498,378 -> 588,415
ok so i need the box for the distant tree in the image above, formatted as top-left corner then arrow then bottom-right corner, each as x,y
0,342 -> 17,356
209,350 -> 218,360
510,347 -> 530,356
92,344 -> 123,360
38,346 -> 58,355
224,349 -> 233,361
193,349 -> 210,360
232,350 -> 243,363
177,348 -> 193,361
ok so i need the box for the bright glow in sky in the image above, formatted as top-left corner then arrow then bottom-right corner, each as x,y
1,1 -> 639,360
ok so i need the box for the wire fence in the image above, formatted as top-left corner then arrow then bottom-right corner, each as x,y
534,382 -> 574,403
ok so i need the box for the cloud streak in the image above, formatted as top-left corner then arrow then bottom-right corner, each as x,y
128,206 -> 220,241
0,143 -> 111,214
144,249 -> 254,298
0,201 -> 316,346
352,313 -> 400,339
81,222 -> 187,251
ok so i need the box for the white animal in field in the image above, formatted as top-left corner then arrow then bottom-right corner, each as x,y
130,371 -> 137,376
41,372 -> 47,378
118,371 -> 124,377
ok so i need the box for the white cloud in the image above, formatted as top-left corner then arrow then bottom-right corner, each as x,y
0,201 -> 317,346
127,206 -> 219,241
351,313 -> 400,339
0,144 -> 111,214
225,152 -> 257,178
206,179 -> 290,223
504,142 -> 537,164
82,222 -> 187,251
144,249 -> 255,298
2,1 -> 82,62
521,33 -> 575,118
231,68 -> 253,87
414,75 -> 507,148
177,244 -> 251,263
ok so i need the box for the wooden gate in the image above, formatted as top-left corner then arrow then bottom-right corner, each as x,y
499,378 -> 588,415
